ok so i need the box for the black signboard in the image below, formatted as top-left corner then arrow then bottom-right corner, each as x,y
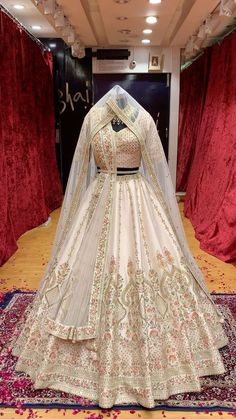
42,39 -> 93,190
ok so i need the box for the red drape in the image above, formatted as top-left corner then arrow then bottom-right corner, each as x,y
0,11 -> 62,266
177,52 -> 211,191
177,33 -> 236,262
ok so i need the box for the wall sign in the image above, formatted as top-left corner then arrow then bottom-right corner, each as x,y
42,39 -> 93,191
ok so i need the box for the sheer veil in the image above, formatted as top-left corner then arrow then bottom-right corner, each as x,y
37,85 -> 223,331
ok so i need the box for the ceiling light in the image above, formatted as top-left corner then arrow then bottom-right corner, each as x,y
13,4 -> 24,9
31,25 -> 41,30
119,29 -> 131,34
116,16 -> 128,20
143,29 -> 152,34
149,0 -> 161,3
142,39 -> 151,44
146,16 -> 158,24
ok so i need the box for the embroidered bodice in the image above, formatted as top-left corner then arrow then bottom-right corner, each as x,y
91,123 -> 142,170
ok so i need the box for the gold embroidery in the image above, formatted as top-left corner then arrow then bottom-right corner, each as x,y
13,251 -> 227,407
12,105 -> 228,407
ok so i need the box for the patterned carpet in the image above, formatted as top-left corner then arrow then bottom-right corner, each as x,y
0,290 -> 235,411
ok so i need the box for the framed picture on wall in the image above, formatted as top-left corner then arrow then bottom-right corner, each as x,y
148,53 -> 163,71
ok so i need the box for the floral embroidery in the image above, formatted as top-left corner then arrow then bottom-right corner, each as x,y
13,254 -> 227,407
12,108 -> 228,408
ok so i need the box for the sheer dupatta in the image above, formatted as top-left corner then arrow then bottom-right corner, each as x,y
37,85 -> 223,343
37,113 -> 96,297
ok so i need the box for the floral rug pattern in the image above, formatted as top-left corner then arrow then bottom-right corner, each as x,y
0,291 -> 235,411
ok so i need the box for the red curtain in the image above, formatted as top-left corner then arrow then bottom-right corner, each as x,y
177,52 -> 211,191
177,33 -> 236,262
0,11 -> 62,266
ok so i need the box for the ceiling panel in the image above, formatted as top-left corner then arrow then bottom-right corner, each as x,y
1,0 -> 235,50
0,0 -> 57,37
97,0 -> 182,46
171,0 -> 220,45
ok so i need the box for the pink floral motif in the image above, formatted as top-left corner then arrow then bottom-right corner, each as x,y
0,289 -> 234,410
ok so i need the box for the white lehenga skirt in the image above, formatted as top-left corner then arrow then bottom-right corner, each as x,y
12,172 -> 228,408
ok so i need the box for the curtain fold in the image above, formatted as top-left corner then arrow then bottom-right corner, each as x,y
177,51 -> 211,191
0,11 -> 62,266
177,33 -> 236,262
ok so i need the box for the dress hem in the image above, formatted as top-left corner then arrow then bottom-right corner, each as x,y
13,363 -> 226,409
13,336 -> 228,409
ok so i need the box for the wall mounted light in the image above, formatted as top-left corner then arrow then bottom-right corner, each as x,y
71,42 -> 85,59
68,28 -> 76,44
54,7 -> 65,28
197,25 -> 205,39
43,0 -> 55,15
219,0 -> 235,16
205,14 -> 218,34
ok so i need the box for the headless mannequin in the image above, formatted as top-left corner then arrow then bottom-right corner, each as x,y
97,92 -> 138,174
111,117 -> 127,132
111,92 -> 128,132
110,92 -> 139,174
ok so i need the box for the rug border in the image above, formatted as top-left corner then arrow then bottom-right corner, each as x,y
0,403 -> 235,412
1,289 -> 235,412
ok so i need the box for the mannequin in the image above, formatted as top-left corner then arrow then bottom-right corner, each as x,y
12,85 -> 228,408
111,115 -> 127,132
111,91 -> 128,132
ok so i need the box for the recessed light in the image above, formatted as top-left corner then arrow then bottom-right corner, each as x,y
143,29 -> 152,34
13,4 -> 24,9
31,25 -> 41,30
149,0 -> 161,4
146,16 -> 158,24
119,29 -> 131,34
116,16 -> 128,20
142,39 -> 151,44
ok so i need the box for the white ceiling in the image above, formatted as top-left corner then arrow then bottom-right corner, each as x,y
1,0 -> 236,47
0,0 -> 57,36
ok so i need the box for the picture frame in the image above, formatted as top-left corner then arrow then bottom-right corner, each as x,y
148,53 -> 163,71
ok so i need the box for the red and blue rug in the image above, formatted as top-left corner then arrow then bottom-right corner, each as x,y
0,290 -> 235,412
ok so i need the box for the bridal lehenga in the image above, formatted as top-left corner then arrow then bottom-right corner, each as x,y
13,86 -> 228,408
